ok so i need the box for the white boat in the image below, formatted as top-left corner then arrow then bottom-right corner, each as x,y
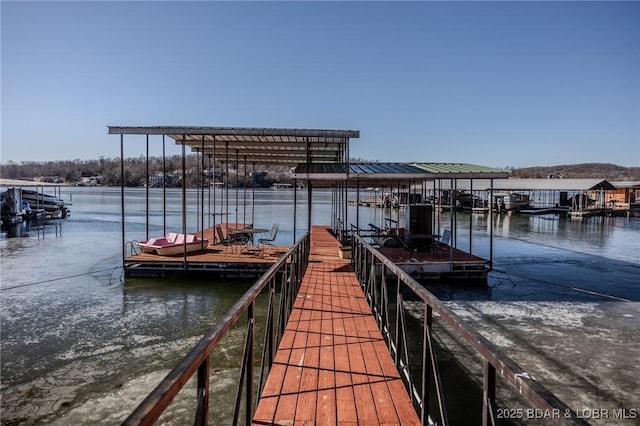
492,192 -> 531,212
139,232 -> 209,256
271,183 -> 293,189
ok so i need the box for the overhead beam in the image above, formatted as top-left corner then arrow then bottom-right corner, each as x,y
183,141 -> 344,149
108,126 -> 359,139
190,147 -> 343,155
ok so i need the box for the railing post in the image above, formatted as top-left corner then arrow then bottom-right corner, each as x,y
394,273 -> 401,365
279,263 -> 289,339
194,356 -> 210,426
421,305 -> 432,424
258,278 -> 276,398
483,360 -> 496,426
246,302 -> 255,426
339,235 -> 585,426
267,279 -> 275,367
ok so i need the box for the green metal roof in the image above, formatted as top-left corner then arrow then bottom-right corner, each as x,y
295,163 -> 426,175
413,163 -> 506,174
292,162 -> 509,187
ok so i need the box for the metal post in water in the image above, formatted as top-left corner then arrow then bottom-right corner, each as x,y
469,178 -> 473,254
307,183 -> 312,236
120,134 -> 125,264
207,154 -> 212,229
225,142 -> 230,234
293,179 -> 298,245
243,155 -> 247,227
201,135 -> 205,244
251,161 -> 256,227
356,179 -> 360,233
213,141 -> 218,232
146,134 -> 149,240
162,135 -> 166,235
489,178 -> 494,269
235,149 -> 239,229
449,178 -> 454,267
181,140 -> 187,269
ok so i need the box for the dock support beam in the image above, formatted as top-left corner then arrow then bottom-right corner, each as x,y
120,134 -> 125,266
489,179 -> 494,270
181,140 -> 187,270
293,179 -> 298,245
307,183 -> 312,236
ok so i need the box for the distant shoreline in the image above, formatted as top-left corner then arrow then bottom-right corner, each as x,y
1,161 -> 639,185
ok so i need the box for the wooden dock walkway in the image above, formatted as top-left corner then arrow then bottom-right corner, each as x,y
252,226 -> 420,425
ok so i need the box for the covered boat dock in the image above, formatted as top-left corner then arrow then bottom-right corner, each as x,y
437,178 -> 619,215
108,126 -> 359,277
109,126 -> 510,282
292,161 -> 509,281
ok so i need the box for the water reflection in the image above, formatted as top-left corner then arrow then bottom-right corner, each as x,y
1,216 -> 65,239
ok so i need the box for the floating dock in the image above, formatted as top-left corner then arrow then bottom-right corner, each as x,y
378,245 -> 490,282
124,224 -> 289,277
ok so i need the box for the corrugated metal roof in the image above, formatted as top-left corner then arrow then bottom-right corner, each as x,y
292,162 -> 509,187
413,163 -> 504,174
350,163 -> 426,174
437,178 -> 617,191
108,126 -> 359,165
295,162 -> 507,176
611,181 -> 640,188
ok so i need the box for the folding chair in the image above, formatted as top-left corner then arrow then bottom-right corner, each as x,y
259,223 -> 279,246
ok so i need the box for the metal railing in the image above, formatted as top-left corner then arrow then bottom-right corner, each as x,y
122,232 -> 311,425
351,233 -> 587,426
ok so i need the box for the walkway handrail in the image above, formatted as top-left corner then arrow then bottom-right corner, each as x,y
351,234 -> 587,426
123,233 -> 311,426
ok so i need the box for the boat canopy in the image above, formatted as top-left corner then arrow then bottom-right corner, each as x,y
292,162 -> 509,187
108,126 -> 510,187
108,126 -> 359,165
436,178 -> 617,192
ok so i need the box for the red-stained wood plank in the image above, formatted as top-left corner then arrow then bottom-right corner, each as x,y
345,291 -> 400,424
294,288 -> 322,423
316,282 -> 337,424
343,304 -> 379,423
333,276 -> 359,425
252,306 -> 301,423
370,330 -> 422,425
253,226 -> 420,426
273,301 -> 311,423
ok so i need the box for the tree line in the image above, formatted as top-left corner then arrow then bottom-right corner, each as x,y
0,156 -> 293,187
509,163 -> 640,181
2,158 -> 637,186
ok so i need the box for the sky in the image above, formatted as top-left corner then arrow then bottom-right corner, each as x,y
1,1 -> 639,168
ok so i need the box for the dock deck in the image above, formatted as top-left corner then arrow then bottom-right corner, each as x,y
124,224 -> 289,277
378,245 -> 490,281
252,226 -> 420,425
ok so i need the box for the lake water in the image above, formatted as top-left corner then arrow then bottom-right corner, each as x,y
1,187 -> 638,425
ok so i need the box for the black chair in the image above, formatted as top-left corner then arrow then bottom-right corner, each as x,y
215,224 -> 248,245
